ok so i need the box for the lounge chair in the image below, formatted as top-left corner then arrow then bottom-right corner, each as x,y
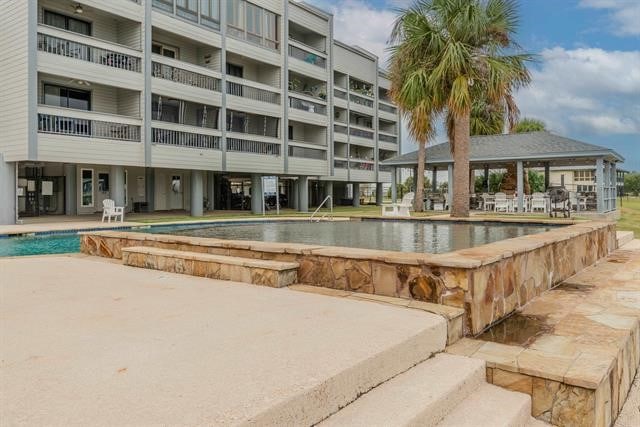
102,199 -> 124,223
494,192 -> 509,212
381,192 -> 414,217
530,192 -> 547,213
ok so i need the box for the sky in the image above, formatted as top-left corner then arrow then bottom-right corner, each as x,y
305,0 -> 640,171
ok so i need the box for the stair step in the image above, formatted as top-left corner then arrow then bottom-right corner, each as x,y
617,231 -> 635,247
319,353 -> 486,426
122,246 -> 299,287
437,383 -> 532,427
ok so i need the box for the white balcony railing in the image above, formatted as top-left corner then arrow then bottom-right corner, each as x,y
350,127 -> 374,140
288,145 -> 327,160
334,159 -> 348,169
349,93 -> 374,108
152,61 -> 221,91
226,138 -> 281,156
334,124 -> 348,134
350,160 -> 375,171
379,102 -> 397,114
289,96 -> 327,115
38,113 -> 141,142
152,128 -> 220,149
37,33 -> 141,72
334,88 -> 347,100
379,134 -> 397,143
288,44 -> 326,68
226,78 -> 280,105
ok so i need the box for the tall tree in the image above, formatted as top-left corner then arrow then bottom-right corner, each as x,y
513,117 -> 546,133
389,0 -> 532,217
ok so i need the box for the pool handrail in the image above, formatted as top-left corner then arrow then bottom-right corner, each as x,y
310,195 -> 333,222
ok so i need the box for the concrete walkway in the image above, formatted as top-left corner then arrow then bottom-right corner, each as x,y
0,255 -> 446,425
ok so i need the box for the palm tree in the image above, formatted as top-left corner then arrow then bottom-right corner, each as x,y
513,117 -> 546,133
389,0 -> 532,217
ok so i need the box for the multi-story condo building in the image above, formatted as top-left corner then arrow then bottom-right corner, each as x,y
0,0 -> 400,224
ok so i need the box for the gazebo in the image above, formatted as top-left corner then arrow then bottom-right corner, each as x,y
381,131 -> 624,214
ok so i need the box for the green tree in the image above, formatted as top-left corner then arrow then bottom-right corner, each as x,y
513,117 -> 546,133
528,170 -> 545,193
389,0 -> 532,217
625,172 -> 640,196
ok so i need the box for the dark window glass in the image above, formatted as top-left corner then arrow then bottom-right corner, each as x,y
43,84 -> 91,111
288,125 -> 293,140
226,63 -> 243,77
43,10 -> 91,36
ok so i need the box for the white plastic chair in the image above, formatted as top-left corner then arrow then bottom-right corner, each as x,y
102,199 -> 124,223
481,193 -> 495,211
381,192 -> 414,217
530,192 -> 547,213
494,192 -> 509,212
569,192 -> 587,212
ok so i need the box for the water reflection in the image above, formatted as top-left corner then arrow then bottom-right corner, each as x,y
167,220 -> 557,254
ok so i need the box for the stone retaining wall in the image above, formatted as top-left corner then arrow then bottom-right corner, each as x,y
81,220 -> 616,335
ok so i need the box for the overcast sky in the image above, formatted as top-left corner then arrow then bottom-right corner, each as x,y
306,0 -> 640,171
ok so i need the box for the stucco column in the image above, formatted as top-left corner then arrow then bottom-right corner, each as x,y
64,163 -> 77,216
207,172 -> 215,211
352,183 -> 361,207
110,165 -> 125,207
376,183 -> 384,206
190,170 -> 204,217
391,167 -> 397,203
298,176 -> 309,213
251,174 -> 262,214
596,157 -> 604,213
517,161 -> 524,212
432,167 -> 438,192
0,154 -> 16,225
447,164 -> 453,211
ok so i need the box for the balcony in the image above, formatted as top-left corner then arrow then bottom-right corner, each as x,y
289,97 -> 326,115
227,138 -> 281,156
288,42 -> 327,81
288,146 -> 327,160
225,76 -> 280,116
152,59 -> 221,91
287,145 -> 328,175
379,102 -> 397,114
349,93 -> 374,109
350,127 -> 374,140
379,134 -> 397,144
152,127 -> 220,149
288,44 -> 326,68
38,110 -> 140,142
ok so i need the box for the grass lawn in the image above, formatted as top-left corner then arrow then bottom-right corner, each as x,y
617,197 -> 640,237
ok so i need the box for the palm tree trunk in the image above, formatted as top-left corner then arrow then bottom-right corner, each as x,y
414,139 -> 426,212
451,111 -> 471,217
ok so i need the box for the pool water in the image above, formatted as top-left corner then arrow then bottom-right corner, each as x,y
165,220 -> 557,254
0,234 -> 81,257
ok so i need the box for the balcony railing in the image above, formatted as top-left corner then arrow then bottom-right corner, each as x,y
38,113 -> 141,142
379,165 -> 394,172
152,61 -> 221,91
288,44 -> 326,68
226,81 -> 280,105
289,97 -> 326,115
379,134 -> 397,143
334,88 -> 347,100
349,93 -> 374,108
226,138 -> 281,156
152,128 -> 220,149
379,102 -> 397,114
334,124 -> 348,134
350,160 -> 375,171
334,160 -> 348,169
38,33 -> 141,72
350,128 -> 374,139
288,146 -> 327,160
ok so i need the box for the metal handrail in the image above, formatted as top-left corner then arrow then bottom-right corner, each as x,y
310,195 -> 333,222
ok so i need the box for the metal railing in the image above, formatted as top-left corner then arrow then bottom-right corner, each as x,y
334,124 -> 348,134
226,138 -> 281,156
38,113 -> 141,142
379,165 -> 394,172
310,195 -> 333,222
38,33 -> 141,72
334,160 -> 348,169
379,134 -> 397,143
152,128 -> 220,149
379,102 -> 397,114
350,127 -> 374,139
288,44 -> 326,68
288,145 -> 327,160
349,93 -> 374,108
152,61 -> 221,91
289,97 -> 326,115
350,160 -> 375,171
226,81 -> 279,104
334,88 -> 347,99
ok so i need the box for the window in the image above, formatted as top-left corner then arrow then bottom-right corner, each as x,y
152,95 -> 180,123
200,0 -> 220,28
43,10 -> 91,36
226,63 -> 243,77
226,0 -> 278,50
574,170 -> 595,182
43,84 -> 91,111
152,0 -> 174,13
246,3 -> 262,36
98,173 -> 110,192
176,0 -> 198,21
288,125 -> 293,140
152,42 -> 179,59
227,0 -> 244,29
264,11 -> 277,48
81,169 -> 93,207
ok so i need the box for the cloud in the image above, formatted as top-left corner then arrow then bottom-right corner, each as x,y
515,47 -> 640,138
579,0 -> 640,36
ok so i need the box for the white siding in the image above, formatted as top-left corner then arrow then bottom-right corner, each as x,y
0,0 -> 30,161
226,153 -> 283,174
151,145 -> 222,171
289,3 -> 329,36
333,43 -> 376,83
38,134 -> 145,166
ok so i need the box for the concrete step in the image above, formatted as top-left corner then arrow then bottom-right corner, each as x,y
319,353 -> 486,426
122,246 -> 298,287
617,230 -> 635,248
437,383 -> 532,427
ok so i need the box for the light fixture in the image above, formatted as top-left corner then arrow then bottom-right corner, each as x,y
74,4 -> 83,14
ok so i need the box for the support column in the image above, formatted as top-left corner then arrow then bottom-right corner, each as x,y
604,161 -> 611,212
207,172 -> 215,212
432,167 -> 437,192
190,170 -> 204,217
251,174 -> 262,214
517,161 -> 524,212
391,167 -> 398,203
544,162 -> 550,190
447,164 -> 453,212
145,167 -> 155,212
298,176 -> 309,212
291,179 -> 299,210
596,158 -> 604,213
64,163 -> 77,216
352,182 -> 360,207
110,165 -> 125,207
325,181 -> 334,203
484,165 -> 489,193
0,154 -> 16,225
611,162 -> 617,210
375,183 -> 383,206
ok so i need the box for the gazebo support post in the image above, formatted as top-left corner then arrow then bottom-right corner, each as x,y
391,167 -> 398,203
432,167 -> 437,192
604,161 -> 611,212
596,157 -> 605,214
484,165 -> 489,193
447,164 -> 454,212
517,161 -> 524,212
544,162 -> 550,190
611,162 -> 617,210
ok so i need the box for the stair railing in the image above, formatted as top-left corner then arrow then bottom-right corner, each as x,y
310,195 -> 333,222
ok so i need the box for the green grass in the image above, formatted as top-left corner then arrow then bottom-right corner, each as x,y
617,197 -> 640,237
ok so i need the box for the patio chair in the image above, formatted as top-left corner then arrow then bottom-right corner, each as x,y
569,192 -> 587,212
381,192 -> 414,217
481,193 -> 495,211
494,192 -> 509,212
530,192 -> 547,213
102,199 -> 124,223
432,193 -> 448,211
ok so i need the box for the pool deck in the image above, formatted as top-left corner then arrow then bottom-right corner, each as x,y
0,254 -> 446,425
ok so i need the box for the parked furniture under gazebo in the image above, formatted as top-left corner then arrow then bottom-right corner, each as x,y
382,131 -> 624,214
